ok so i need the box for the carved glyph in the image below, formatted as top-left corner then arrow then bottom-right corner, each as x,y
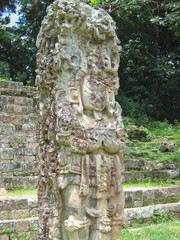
36,0 -> 127,239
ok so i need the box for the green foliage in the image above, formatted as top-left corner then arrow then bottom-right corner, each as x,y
0,61 -> 11,80
125,119 -> 180,164
0,0 -> 17,13
151,2 -> 180,38
1,228 -> 16,234
149,119 -> 179,137
117,32 -> 180,121
110,0 -> 180,121
143,127 -> 154,141
152,212 -> 174,224
2,188 -> 37,196
90,0 -> 143,13
122,221 -> 180,240
0,19 -> 36,85
0,0 -> 180,121
90,0 -> 100,8
0,0 -> 53,85
123,179 -> 178,188
116,94 -> 150,124
31,224 -> 38,231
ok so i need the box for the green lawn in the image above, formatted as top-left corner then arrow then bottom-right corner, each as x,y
1,188 -> 37,196
123,179 -> 180,188
121,221 -> 180,240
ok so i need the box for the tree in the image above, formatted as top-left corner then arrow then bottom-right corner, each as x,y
0,0 -> 179,120
0,0 -> 17,13
0,0 -> 53,85
90,0 -> 180,121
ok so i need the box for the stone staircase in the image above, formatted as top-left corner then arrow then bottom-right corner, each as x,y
0,81 -> 180,239
1,81 -> 179,189
122,158 -> 180,183
0,194 -> 38,239
124,186 -> 180,225
0,81 -> 38,190
0,185 -> 180,239
122,155 -> 180,226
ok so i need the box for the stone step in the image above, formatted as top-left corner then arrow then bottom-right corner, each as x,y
125,202 -> 180,226
0,217 -> 38,240
0,136 -> 37,150
0,195 -> 38,220
0,115 -> 38,124
0,81 -> 24,90
1,185 -> 179,220
124,159 -> 145,171
0,81 -> 37,94
3,176 -> 38,190
122,170 -> 180,183
0,147 -> 37,161
0,123 -> 36,136
0,95 -> 34,107
0,88 -> 37,100
124,158 -> 180,171
0,105 -> 36,115
1,160 -> 38,176
124,185 -> 180,208
0,141 -> 37,149
0,203 -> 179,237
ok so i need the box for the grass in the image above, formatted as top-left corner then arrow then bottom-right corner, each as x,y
124,119 -> 180,164
0,78 -> 10,81
1,188 -> 37,196
121,220 -> 180,240
123,179 -> 179,188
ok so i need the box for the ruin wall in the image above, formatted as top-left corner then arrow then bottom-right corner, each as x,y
0,81 -> 38,189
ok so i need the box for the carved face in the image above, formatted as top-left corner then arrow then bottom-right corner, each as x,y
82,75 -> 106,112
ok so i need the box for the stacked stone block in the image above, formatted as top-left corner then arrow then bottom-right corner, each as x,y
0,195 -> 38,220
0,81 -> 179,190
0,218 -> 38,240
0,185 -> 180,239
0,81 -> 38,189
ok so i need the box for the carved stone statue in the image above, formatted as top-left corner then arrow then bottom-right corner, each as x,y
36,0 -> 127,239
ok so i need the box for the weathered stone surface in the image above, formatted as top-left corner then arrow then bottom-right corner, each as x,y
124,186 -> 180,208
10,232 -> 37,240
0,195 -> 38,221
127,129 -> 147,141
125,202 -> 180,225
3,177 -> 38,190
11,209 -> 30,219
124,159 -> 145,171
0,183 -> 179,237
1,186 -> 178,218
0,81 -> 38,190
0,88 -> 37,98
0,217 -> 38,233
122,170 -> 180,183
122,171 -> 145,183
0,235 -> 9,240
2,162 -> 22,172
147,170 -> 180,180
0,189 -> 6,195
0,201 -> 179,237
160,142 -> 178,152
0,81 -> 24,89
36,0 -> 127,239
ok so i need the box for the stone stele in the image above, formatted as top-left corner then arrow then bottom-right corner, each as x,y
36,0 -> 128,239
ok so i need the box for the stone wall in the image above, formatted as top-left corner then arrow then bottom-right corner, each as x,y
0,195 -> 38,220
0,81 -> 38,189
1,185 -> 180,239
0,80 -> 179,190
